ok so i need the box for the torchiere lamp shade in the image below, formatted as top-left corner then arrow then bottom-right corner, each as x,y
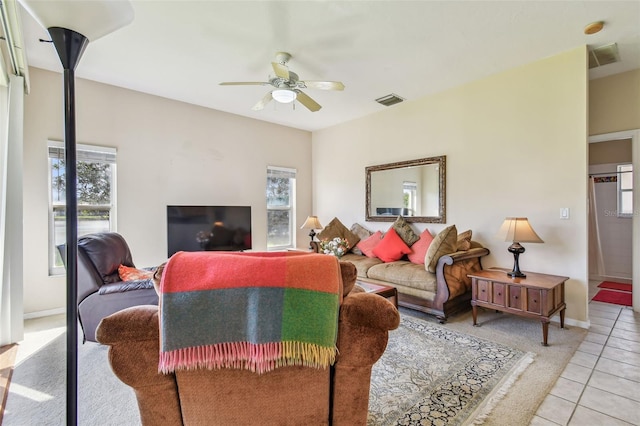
496,217 -> 544,278
19,0 -> 134,41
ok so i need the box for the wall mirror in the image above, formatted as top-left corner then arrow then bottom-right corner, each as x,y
366,155 -> 446,223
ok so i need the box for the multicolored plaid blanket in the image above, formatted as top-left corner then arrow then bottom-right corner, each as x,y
158,251 -> 342,374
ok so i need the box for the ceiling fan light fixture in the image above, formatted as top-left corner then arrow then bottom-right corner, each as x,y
272,89 -> 297,104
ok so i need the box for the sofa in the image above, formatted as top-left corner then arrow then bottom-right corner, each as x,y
96,257 -> 400,425
314,217 -> 490,323
60,232 -> 159,342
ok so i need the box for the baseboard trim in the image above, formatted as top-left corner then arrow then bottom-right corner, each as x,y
23,307 -> 65,320
590,275 -> 632,284
562,317 -> 589,329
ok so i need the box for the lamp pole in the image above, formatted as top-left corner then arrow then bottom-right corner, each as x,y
48,26 -> 88,426
18,3 -> 133,424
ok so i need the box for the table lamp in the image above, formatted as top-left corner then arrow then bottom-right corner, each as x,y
301,216 -> 323,249
496,217 -> 544,278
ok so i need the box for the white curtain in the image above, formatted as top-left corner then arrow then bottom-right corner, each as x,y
0,75 -> 24,346
588,176 -> 605,279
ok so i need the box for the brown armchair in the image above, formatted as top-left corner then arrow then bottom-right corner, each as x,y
96,261 -> 400,425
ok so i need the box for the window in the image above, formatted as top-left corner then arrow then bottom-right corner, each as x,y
403,181 -> 417,215
48,141 -> 117,275
617,164 -> 633,218
266,166 -> 296,250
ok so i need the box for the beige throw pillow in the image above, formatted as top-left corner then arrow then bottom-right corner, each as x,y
317,217 -> 360,250
425,225 -> 458,273
392,216 -> 420,247
457,229 -> 473,251
350,223 -> 373,255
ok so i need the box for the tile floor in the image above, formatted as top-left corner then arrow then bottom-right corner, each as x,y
531,301 -> 640,425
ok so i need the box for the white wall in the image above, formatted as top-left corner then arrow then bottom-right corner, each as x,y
312,47 -> 590,323
22,67 -> 312,315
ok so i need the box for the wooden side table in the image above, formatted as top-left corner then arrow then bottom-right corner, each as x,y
467,268 -> 568,346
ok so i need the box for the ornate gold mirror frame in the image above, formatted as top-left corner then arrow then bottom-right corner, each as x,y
365,155 -> 446,223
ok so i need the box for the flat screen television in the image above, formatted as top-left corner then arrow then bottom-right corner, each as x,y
167,205 -> 252,257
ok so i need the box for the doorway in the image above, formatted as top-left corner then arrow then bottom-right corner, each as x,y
589,130 -> 639,312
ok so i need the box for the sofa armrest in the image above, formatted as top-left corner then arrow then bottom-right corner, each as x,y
337,292 -> 400,365
96,305 -> 183,425
332,291 -> 399,426
96,305 -> 160,343
98,279 -> 154,295
434,246 -> 490,306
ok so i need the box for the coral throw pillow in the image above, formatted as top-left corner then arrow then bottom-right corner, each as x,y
118,264 -> 153,281
372,228 -> 412,263
356,231 -> 383,258
407,229 -> 434,264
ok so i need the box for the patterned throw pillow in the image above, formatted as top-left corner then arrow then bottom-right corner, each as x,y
392,216 -> 420,247
317,217 -> 360,251
425,225 -> 458,273
372,228 -> 412,262
350,223 -> 373,255
356,231 -> 383,258
118,264 -> 153,281
407,229 -> 434,265
457,229 -> 473,251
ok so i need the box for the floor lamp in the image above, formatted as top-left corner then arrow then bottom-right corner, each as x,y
18,2 -> 133,424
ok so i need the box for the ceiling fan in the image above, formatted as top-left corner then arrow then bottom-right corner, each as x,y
219,52 -> 345,112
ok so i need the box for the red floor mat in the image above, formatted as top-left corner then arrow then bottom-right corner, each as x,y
592,289 -> 632,306
597,281 -> 632,292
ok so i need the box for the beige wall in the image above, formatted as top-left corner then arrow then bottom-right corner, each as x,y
312,47 -> 590,323
22,67 -> 312,314
589,139 -> 632,165
589,69 -> 640,136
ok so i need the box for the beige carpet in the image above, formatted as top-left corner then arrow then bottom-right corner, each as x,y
402,307 -> 587,425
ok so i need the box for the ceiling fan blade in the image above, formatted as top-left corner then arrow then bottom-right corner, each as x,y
252,92 -> 273,111
294,90 -> 321,112
301,81 -> 345,91
220,82 -> 269,86
271,62 -> 290,80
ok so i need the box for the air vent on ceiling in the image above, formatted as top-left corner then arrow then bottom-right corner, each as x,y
589,43 -> 620,69
375,93 -> 404,107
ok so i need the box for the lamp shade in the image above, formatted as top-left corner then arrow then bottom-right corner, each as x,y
301,216 -> 323,230
19,0 -> 134,41
272,89 -> 297,104
496,217 -> 544,243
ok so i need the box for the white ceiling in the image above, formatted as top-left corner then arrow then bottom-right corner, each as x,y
18,1 -> 640,132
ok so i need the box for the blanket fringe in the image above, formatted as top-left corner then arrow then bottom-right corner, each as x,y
159,341 -> 337,375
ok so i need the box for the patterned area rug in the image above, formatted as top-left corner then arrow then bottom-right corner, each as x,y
368,315 -> 534,425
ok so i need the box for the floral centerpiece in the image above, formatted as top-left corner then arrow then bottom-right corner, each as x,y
320,237 -> 350,258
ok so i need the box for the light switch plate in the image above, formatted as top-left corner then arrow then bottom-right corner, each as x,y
560,208 -> 570,219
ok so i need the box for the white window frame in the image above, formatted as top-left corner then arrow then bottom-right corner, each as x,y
48,140 -> 117,275
266,166 -> 296,250
617,164 -> 633,218
403,181 -> 417,215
